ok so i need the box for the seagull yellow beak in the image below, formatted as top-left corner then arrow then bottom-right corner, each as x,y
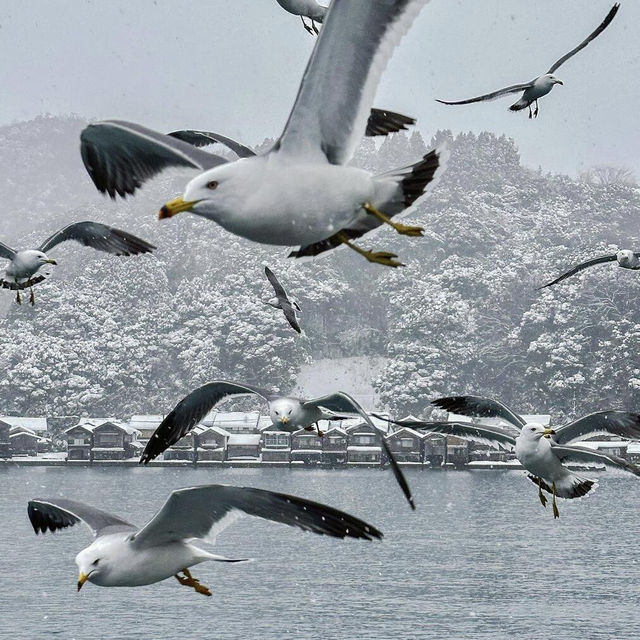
280,416 -> 289,424
158,197 -> 198,219
543,428 -> 557,439
45,259 -> 57,265
77,572 -> 89,591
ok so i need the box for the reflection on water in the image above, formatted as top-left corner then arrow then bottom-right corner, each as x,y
1,465 -> 639,639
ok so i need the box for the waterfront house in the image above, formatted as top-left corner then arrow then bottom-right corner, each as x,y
226,433 -> 261,460
626,441 -> 640,464
208,411 -> 265,433
291,428 -> 322,464
64,422 -> 95,461
0,416 -> 48,438
9,426 -> 41,456
195,425 -> 230,461
384,427 -> 425,463
164,431 -> 197,462
0,419 -> 10,458
91,421 -> 141,461
321,426 -> 348,466
260,428 -> 291,463
346,422 -> 383,464
128,415 -> 163,446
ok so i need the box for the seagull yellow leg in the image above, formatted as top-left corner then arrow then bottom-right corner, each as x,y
334,231 -> 404,268
538,478 -> 547,508
29,287 -> 35,306
534,100 -> 539,118
363,202 -> 424,237
300,15 -> 314,35
552,482 -> 560,519
315,422 -> 324,438
175,568 -> 212,597
15,288 -> 21,305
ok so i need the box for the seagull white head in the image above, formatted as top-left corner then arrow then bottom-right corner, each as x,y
519,423 -> 556,441
545,74 -> 564,86
158,163 -> 239,222
617,249 -> 635,264
269,397 -> 304,428
75,542 -> 107,591
22,250 -> 57,271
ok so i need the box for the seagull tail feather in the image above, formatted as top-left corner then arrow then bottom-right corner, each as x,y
527,473 -> 596,500
509,98 -> 529,112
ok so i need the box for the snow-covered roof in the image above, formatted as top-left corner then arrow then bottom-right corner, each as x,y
387,427 -> 425,439
324,427 -> 347,436
64,423 -> 95,434
208,411 -> 263,430
10,430 -> 39,439
574,440 -> 629,450
227,434 -> 261,446
291,449 -> 322,455
347,446 -> 382,452
194,425 -> 231,437
626,442 -> 640,454
92,421 -> 141,436
447,413 -> 551,427
0,416 -> 48,433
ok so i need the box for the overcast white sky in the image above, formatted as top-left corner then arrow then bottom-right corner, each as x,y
0,0 -> 638,176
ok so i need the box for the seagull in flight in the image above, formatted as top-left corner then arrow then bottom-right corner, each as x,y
275,0 -> 327,35
28,484 -> 382,596
0,221 -> 155,305
80,0 -> 445,268
391,395 -> 640,518
540,249 -> 640,289
261,266 -> 302,334
167,107 -> 417,155
436,4 -> 620,118
139,380 -> 415,511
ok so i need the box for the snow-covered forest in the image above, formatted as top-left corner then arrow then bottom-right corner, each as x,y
1,114 -> 639,423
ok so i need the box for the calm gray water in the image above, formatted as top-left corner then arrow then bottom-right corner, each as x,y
2,466 -> 639,640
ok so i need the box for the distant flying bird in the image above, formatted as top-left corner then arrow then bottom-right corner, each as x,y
393,395 -> 640,518
261,266 -> 302,334
140,380 -> 415,510
80,0 -> 445,269
539,249 -> 640,289
275,0 -> 327,35
0,222 -> 155,305
436,4 -> 620,118
168,108 -> 417,155
28,484 -> 382,595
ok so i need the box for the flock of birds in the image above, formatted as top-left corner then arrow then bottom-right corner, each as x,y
14,0 -> 639,599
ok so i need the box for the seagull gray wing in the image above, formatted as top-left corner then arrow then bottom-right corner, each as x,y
281,303 -> 302,334
554,411 -> 640,445
552,443 -> 640,477
306,392 -> 415,510
390,419 -> 516,450
539,254 -> 617,288
140,381 -> 275,464
264,266 -> 291,303
167,130 -> 256,158
38,221 -> 155,256
431,396 -> 526,430
28,498 -> 136,538
435,82 -> 535,106
547,4 -> 620,73
131,484 -> 382,548
366,108 -> 415,136
80,120 -> 228,199
275,0 -> 327,22
276,0 -> 429,165
0,241 -> 16,261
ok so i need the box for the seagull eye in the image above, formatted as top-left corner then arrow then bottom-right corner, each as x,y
92,559 -> 100,566
206,180 -> 218,190
275,411 -> 279,415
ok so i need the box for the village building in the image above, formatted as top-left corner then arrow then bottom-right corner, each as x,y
164,431 -> 197,462
290,428 -> 322,464
346,422 -> 383,464
9,426 -> 42,456
384,426 -> 425,463
64,422 -> 96,461
226,433 -> 261,460
260,428 -> 291,463
0,419 -> 10,459
128,415 -> 163,446
321,426 -> 348,466
91,421 -> 141,461
195,425 -> 230,461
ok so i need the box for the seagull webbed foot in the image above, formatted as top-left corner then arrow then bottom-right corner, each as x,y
312,20 -> 319,35
175,568 -> 212,597
537,479 -> 547,508
363,202 -> 424,237
301,16 -> 314,35
534,100 -> 539,118
15,289 -> 21,305
334,231 -> 404,268
552,482 -> 560,519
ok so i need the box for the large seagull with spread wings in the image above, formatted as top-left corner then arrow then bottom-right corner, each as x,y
80,0 -> 446,268
436,4 -> 620,118
0,221 -> 155,305
391,395 -> 640,518
28,484 -> 382,596
139,380 -> 415,511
